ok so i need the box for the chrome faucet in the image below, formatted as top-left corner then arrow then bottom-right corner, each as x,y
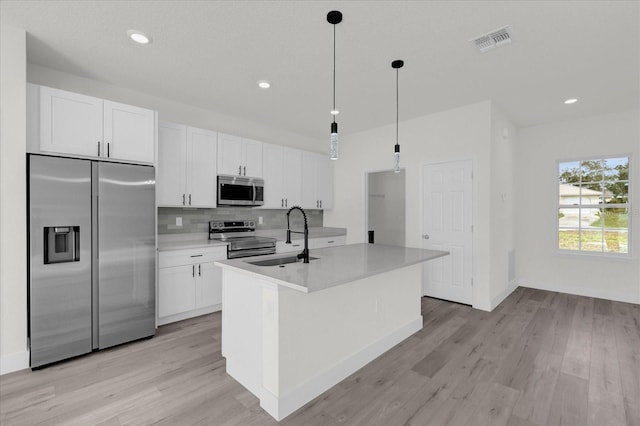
285,206 -> 309,263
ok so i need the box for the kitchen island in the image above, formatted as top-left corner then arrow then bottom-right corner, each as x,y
215,243 -> 448,421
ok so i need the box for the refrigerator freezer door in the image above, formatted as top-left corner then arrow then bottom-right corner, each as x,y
29,155 -> 92,368
97,162 -> 156,348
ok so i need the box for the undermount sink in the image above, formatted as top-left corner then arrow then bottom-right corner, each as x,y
246,255 -> 318,267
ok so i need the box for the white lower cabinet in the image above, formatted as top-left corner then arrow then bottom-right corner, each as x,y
158,246 -> 226,325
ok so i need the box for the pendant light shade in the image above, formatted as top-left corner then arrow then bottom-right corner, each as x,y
392,59 -> 404,173
327,10 -> 342,160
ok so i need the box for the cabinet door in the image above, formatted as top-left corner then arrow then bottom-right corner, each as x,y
217,133 -> 243,176
262,143 -> 285,208
283,147 -> 302,208
103,100 -> 155,163
158,265 -> 196,318
301,151 -> 319,209
243,138 -> 263,178
157,122 -> 187,206
198,261 -> 222,308
317,154 -> 334,210
40,86 -> 103,157
187,127 -> 217,208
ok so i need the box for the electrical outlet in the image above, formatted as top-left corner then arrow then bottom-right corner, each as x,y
176,217 -> 182,227
258,216 -> 263,225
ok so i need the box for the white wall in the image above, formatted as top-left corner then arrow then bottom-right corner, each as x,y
516,110 -> 640,303
27,64 -> 324,154
0,24 -> 28,374
325,101 -> 497,310
489,105 -> 518,309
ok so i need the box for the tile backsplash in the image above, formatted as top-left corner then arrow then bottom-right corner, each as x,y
158,207 -> 323,235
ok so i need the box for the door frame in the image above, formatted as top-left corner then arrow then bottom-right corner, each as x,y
363,167 -> 407,246
420,158 -> 477,307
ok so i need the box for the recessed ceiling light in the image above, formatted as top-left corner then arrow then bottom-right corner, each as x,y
257,80 -> 271,89
564,98 -> 578,104
127,30 -> 151,45
330,109 -> 339,115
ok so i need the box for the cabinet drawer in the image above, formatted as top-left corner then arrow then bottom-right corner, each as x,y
159,246 -> 227,268
276,240 -> 304,254
310,235 -> 346,249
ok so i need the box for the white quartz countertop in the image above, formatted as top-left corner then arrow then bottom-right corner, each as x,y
214,243 -> 449,293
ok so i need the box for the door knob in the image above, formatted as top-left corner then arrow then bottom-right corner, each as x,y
422,234 -> 430,239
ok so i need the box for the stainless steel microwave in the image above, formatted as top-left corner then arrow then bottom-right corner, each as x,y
217,175 -> 264,207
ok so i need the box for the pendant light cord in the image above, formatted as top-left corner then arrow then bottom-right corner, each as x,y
333,23 -> 336,124
396,67 -> 399,146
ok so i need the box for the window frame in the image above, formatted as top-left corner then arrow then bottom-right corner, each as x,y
555,154 -> 632,258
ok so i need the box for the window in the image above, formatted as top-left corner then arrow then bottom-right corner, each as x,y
558,156 -> 630,255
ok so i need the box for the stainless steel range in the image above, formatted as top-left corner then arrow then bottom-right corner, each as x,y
209,220 -> 277,259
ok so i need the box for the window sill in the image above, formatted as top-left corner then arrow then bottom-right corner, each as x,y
553,249 -> 636,263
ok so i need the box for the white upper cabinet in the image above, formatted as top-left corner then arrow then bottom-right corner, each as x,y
38,85 -> 155,164
262,143 -> 302,209
103,100 -> 155,163
40,86 -> 103,157
302,151 -> 334,210
217,133 -> 263,178
186,126 -> 218,208
157,121 -> 217,208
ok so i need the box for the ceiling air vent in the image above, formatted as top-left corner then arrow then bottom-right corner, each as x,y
471,26 -> 512,53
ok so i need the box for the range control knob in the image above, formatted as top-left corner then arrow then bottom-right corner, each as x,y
249,221 -> 255,227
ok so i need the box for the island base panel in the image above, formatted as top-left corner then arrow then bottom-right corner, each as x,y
221,264 -> 423,421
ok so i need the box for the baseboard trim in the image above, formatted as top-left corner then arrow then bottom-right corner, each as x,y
1,350 -> 29,375
490,282 -> 519,311
519,279 -> 640,304
259,316 -> 423,421
157,303 -> 221,326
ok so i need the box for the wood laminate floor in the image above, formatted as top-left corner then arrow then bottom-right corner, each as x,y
1,288 -> 639,426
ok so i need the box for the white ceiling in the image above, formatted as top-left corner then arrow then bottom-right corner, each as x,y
2,1 -> 638,140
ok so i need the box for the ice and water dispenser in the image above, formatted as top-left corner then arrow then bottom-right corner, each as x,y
44,226 -> 80,264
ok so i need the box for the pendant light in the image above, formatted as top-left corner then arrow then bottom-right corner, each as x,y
327,10 -> 342,160
392,59 -> 404,173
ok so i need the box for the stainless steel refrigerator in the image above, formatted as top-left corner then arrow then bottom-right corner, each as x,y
28,154 -> 156,368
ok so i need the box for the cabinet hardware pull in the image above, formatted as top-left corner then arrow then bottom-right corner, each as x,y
243,166 -> 246,176
320,200 -> 322,208
239,165 -> 242,175
98,141 -> 101,156
198,264 -> 201,276
107,142 -> 110,158
281,198 -> 284,208
192,265 -> 195,277
328,240 -> 334,243
292,244 -> 300,247
190,254 -> 203,257
183,194 -> 185,205
285,198 -> 288,207
189,194 -> 192,205
316,200 -> 319,208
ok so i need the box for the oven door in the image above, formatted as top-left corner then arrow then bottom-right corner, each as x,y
217,175 -> 264,206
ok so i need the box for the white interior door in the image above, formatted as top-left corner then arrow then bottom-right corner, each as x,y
422,160 -> 473,305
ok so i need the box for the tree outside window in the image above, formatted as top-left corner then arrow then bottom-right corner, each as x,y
558,156 -> 630,254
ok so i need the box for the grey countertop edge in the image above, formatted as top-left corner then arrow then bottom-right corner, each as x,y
214,244 -> 449,293
157,227 -> 347,252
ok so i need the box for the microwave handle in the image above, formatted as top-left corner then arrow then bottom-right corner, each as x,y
252,182 -> 256,204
